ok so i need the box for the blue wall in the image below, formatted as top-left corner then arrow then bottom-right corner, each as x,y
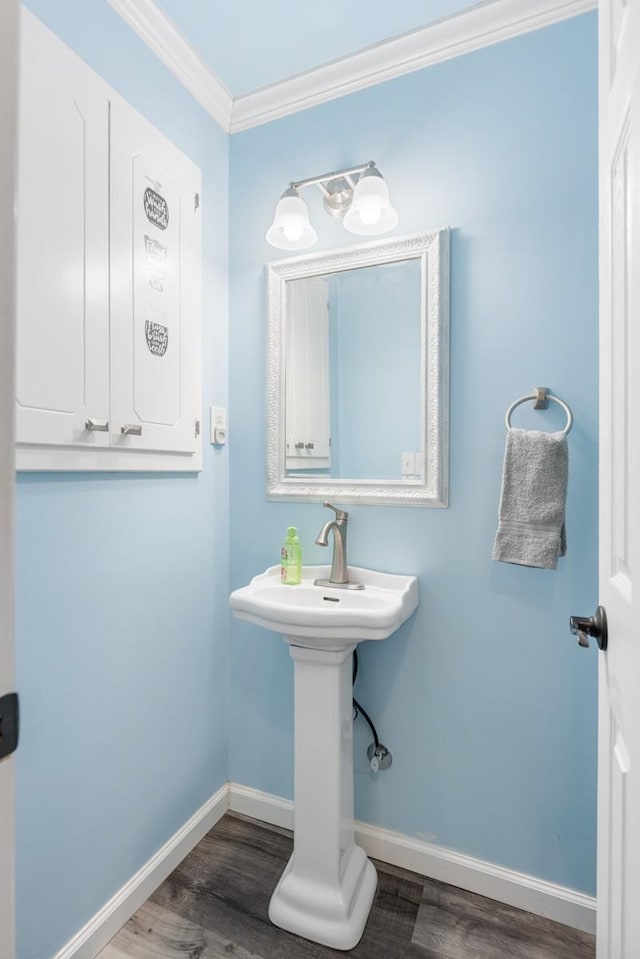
157,0 -> 495,95
16,5 -> 229,959
229,13 -> 598,894
14,9 -> 598,958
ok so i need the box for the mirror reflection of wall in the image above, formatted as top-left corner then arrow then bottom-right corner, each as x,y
285,258 -> 422,482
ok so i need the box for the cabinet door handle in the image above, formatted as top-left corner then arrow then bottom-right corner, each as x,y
85,418 -> 109,432
121,424 -> 142,436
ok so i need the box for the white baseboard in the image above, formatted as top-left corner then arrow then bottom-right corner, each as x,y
52,780 -> 595,958
228,782 -> 294,830
52,785 -> 229,959
227,783 -> 596,935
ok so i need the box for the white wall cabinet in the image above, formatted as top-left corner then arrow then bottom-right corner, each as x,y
16,11 -> 202,471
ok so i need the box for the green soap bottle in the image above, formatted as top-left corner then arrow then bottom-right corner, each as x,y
281,526 -> 302,585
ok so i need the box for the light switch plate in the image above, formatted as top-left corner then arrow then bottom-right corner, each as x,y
210,406 -> 227,445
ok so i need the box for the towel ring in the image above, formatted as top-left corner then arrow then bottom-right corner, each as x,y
505,390 -> 573,434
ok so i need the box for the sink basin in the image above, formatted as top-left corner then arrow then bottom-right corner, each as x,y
229,564 -> 418,644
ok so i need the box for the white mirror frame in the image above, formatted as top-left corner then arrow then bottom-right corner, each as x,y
266,229 -> 450,507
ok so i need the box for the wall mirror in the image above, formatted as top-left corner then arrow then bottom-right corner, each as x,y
266,229 -> 449,506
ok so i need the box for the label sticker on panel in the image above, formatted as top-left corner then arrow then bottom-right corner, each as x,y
145,320 -> 169,357
144,235 -> 168,292
143,187 -> 169,230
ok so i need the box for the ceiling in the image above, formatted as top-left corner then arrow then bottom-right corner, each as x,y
154,0 -> 487,96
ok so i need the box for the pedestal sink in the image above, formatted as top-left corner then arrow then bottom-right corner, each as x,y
229,564 -> 419,950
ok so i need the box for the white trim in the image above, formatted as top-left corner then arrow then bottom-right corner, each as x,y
227,783 -> 596,935
107,0 -> 596,133
106,0 -> 233,131
52,786 -> 228,959
355,820 -> 596,935
0,1 -> 18,956
49,781 -> 596,958
16,445 -> 203,472
231,0 -> 596,131
229,783 -> 295,830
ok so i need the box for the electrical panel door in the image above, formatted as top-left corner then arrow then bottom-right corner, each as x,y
16,11 -> 202,471
109,99 -> 201,458
16,14 -> 110,449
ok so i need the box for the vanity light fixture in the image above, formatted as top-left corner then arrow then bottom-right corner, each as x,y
266,161 -> 398,251
265,187 -> 318,251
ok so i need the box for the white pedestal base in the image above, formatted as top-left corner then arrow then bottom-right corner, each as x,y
269,844 -> 377,950
268,642 -> 378,950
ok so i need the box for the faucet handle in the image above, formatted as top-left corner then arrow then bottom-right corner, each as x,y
323,501 -> 348,521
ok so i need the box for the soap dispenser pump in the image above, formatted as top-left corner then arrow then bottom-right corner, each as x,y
281,526 -> 302,585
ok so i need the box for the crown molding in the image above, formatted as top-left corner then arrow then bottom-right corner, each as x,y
107,0 -> 233,132
230,0 -> 596,132
108,0 -> 596,135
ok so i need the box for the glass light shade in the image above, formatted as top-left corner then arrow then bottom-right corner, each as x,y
266,190 -> 318,250
343,169 -> 398,236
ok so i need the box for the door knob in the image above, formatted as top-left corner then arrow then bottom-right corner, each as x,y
569,605 -> 608,651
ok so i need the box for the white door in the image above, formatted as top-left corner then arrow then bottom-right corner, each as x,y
16,11 -> 110,449
0,1 -> 19,957
597,1 -> 640,956
110,98 -> 201,456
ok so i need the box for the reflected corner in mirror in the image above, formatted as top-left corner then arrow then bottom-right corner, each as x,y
266,230 -> 450,507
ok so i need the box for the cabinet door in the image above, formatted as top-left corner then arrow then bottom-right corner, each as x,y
110,99 -> 201,457
16,13 -> 110,448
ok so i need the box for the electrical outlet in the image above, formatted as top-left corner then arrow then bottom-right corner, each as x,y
401,452 -> 415,476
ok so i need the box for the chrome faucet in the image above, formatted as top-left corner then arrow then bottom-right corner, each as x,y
314,502 -> 364,590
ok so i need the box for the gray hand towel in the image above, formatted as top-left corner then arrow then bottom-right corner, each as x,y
493,428 -> 568,569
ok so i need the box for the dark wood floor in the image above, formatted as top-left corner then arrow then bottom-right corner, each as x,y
97,812 -> 595,959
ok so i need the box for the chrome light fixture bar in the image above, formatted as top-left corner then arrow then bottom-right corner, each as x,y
266,161 -> 398,251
